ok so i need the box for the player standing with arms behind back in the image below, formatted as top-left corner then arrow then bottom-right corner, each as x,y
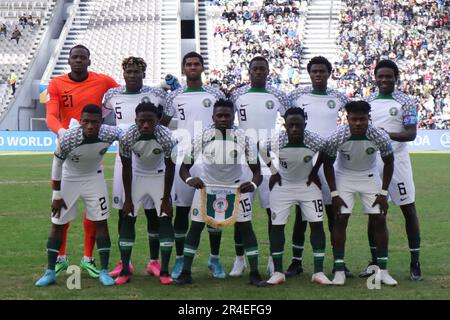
287,56 -> 352,278
160,52 -> 227,280
102,57 -> 167,279
229,56 -> 291,277
361,60 -> 422,281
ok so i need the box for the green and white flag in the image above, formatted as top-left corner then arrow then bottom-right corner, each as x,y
201,184 -> 240,228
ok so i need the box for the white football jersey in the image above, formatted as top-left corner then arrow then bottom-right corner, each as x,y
187,125 -> 257,185
366,89 -> 418,153
103,86 -> 167,131
119,124 -> 176,176
164,85 -> 226,144
230,84 -> 291,140
260,130 -> 327,185
289,86 -> 349,138
54,125 -> 122,181
325,125 -> 393,175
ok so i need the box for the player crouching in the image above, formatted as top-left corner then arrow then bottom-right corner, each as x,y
35,105 -> 123,287
114,102 -> 177,285
323,101 -> 397,286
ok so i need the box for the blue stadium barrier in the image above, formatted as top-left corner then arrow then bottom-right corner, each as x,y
0,130 -> 449,152
0,131 -> 118,152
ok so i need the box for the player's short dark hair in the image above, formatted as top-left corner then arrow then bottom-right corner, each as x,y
284,107 -> 305,119
69,45 -> 90,57
345,101 -> 371,115
213,98 -> 234,112
249,56 -> 269,69
122,56 -> 147,72
307,56 -> 332,73
182,52 -> 204,67
374,59 -> 399,79
82,104 -> 102,116
135,101 -> 159,116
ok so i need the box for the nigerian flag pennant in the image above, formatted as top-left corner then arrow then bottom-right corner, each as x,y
201,184 -> 241,229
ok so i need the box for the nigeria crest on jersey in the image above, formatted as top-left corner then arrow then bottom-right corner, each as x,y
327,100 -> 336,109
141,96 -> 151,103
153,148 -> 162,155
366,147 -> 376,155
203,98 -> 212,108
389,107 -> 398,116
303,155 -> 313,163
266,100 -> 275,110
201,184 -> 241,228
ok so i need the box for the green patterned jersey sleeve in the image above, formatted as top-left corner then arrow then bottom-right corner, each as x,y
366,125 -> 393,158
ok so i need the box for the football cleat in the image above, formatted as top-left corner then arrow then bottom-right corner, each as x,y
80,259 -> 100,279
114,273 -> 131,285
159,273 -> 173,285
249,271 -> 267,287
266,271 -> 286,285
359,261 -> 378,278
332,271 -> 346,285
208,256 -> 226,279
35,269 -> 56,287
147,260 -> 161,277
55,259 -> 69,277
171,257 -> 184,279
109,260 -> 134,278
285,260 -> 303,277
99,270 -> 115,286
332,265 -> 354,278
311,272 -> 332,285
379,269 -> 398,286
174,270 -> 192,285
410,262 -> 422,281
229,256 -> 246,277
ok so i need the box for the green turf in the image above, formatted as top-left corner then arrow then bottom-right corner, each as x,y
0,153 -> 449,299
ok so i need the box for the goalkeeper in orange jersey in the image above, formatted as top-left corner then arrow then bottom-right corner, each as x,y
45,44 -> 119,278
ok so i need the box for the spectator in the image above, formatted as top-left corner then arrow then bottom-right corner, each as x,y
9,70 -> 18,95
0,23 -> 6,38
10,27 -> 21,44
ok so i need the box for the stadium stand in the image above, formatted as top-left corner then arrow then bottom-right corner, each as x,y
204,0 -> 310,96
0,0 -> 55,116
334,0 -> 449,129
44,0 -> 180,85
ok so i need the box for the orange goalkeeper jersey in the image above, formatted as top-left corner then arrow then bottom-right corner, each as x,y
46,71 -> 119,134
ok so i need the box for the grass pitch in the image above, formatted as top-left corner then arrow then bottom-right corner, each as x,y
0,153 -> 449,300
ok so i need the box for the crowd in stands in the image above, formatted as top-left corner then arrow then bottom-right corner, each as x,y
207,0 -> 309,96
207,0 -> 449,129
335,0 -> 449,129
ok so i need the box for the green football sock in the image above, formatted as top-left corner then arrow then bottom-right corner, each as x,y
183,221 -> 205,272
333,247 -> 345,271
292,209 -> 306,261
310,229 -> 325,273
237,221 -> 259,272
377,248 -> 388,270
207,226 -> 222,256
269,225 -> 285,272
118,216 -> 136,275
145,209 -> 160,260
234,225 -> 245,256
408,234 -> 420,264
174,206 -> 190,256
368,226 -> 377,263
47,237 -> 62,270
158,216 -> 174,274
96,236 -> 111,270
